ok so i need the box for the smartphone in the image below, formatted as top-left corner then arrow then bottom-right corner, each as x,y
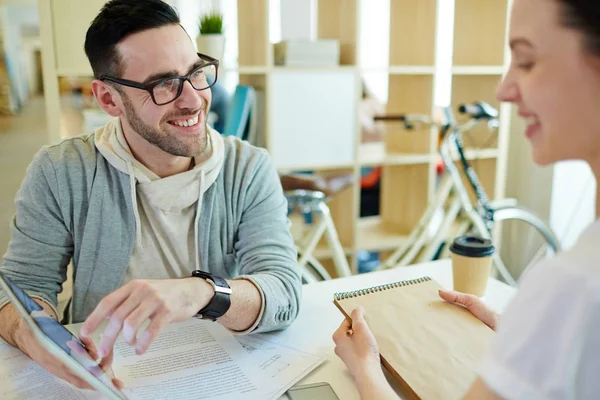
287,382 -> 340,400
0,270 -> 128,400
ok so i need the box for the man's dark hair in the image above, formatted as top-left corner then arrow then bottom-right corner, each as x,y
84,0 -> 180,79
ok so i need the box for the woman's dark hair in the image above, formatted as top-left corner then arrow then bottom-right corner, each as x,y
84,0 -> 180,79
557,0 -> 600,56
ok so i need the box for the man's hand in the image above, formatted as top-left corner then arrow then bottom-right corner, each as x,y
80,278 -> 212,360
0,303 -> 121,390
438,290 -> 498,331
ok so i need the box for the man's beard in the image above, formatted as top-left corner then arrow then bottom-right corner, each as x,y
122,94 -> 208,157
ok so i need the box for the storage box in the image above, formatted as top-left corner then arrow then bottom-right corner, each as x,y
274,40 -> 340,67
270,70 -> 356,169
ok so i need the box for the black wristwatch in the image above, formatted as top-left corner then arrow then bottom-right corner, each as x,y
191,270 -> 232,321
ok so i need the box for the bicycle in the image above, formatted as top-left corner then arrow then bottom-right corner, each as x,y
377,103 -> 561,286
281,173 -> 355,284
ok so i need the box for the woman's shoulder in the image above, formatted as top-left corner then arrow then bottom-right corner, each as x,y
478,222 -> 600,399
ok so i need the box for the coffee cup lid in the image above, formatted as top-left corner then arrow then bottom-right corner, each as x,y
450,236 -> 495,258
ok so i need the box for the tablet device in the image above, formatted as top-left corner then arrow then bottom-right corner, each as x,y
0,270 -> 129,400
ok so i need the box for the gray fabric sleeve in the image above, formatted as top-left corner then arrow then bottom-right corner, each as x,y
233,150 -> 301,333
0,149 -> 72,314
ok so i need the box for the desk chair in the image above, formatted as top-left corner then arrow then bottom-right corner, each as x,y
280,173 -> 355,283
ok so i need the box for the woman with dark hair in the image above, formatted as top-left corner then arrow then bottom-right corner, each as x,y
333,0 -> 600,398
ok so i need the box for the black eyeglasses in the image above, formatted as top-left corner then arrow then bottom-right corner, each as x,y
99,53 -> 219,106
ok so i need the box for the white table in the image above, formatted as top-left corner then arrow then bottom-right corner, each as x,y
270,259 -> 517,400
1,260 -> 516,399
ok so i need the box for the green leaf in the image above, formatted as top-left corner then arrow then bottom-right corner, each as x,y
199,12 -> 224,34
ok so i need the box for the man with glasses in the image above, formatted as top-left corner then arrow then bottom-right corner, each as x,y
0,0 -> 301,389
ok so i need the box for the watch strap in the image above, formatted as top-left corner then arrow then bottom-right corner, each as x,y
192,270 -> 231,321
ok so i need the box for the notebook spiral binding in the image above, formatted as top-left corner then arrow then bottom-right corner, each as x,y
333,276 -> 432,300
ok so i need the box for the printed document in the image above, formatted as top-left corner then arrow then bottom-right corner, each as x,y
0,319 -> 326,400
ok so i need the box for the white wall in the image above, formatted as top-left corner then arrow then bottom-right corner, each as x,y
550,161 -> 596,249
358,0 -> 390,103
21,35 -> 40,96
279,0 -> 312,41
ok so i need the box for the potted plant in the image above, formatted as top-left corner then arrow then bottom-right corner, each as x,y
196,12 -> 225,63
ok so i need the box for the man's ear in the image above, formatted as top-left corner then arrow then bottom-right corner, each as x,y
92,80 -> 123,117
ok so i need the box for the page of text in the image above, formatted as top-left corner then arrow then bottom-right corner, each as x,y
0,340 -> 103,400
236,334 -> 327,400
111,319 -> 260,400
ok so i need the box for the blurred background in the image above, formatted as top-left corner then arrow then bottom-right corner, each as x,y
0,0 -> 595,286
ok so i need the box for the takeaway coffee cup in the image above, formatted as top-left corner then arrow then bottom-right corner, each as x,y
449,236 -> 495,297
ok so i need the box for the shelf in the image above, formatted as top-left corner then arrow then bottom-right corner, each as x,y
453,0 -> 508,66
221,66 -> 270,74
57,67 -> 93,77
276,163 -> 355,174
357,143 -> 499,167
447,147 -> 500,161
359,66 -> 435,75
358,143 -> 431,167
312,244 -> 354,259
271,65 -> 357,73
357,216 -> 408,252
452,66 -> 505,75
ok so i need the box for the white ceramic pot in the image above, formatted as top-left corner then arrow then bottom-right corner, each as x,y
196,34 -> 225,63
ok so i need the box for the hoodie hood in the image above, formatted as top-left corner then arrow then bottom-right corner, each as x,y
94,117 -> 225,264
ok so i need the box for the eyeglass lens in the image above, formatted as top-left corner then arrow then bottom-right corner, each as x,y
152,64 -> 217,105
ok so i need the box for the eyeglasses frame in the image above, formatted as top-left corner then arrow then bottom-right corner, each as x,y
99,52 -> 219,106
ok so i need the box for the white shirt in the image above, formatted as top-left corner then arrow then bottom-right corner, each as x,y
479,220 -> 600,399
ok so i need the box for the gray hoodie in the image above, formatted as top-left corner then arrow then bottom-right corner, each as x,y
95,118 -> 223,279
0,119 -> 301,333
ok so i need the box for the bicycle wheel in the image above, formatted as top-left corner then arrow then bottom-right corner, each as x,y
297,249 -> 333,283
490,204 -> 561,283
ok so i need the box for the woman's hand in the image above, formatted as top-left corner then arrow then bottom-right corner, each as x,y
438,290 -> 498,331
333,307 -> 380,380
333,307 -> 398,400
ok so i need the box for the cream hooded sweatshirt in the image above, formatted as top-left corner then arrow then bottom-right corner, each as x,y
95,118 -> 224,282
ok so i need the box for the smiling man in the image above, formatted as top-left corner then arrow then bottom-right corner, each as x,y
0,0 -> 300,389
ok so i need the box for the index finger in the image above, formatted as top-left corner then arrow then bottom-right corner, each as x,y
80,286 -> 131,337
79,335 -> 99,361
332,316 -> 352,342
439,289 -> 477,309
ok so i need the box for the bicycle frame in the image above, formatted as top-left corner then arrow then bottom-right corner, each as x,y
439,119 -> 495,228
379,106 -> 560,285
380,111 -> 514,283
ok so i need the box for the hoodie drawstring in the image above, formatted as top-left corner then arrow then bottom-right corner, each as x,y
193,169 -> 205,271
127,161 -> 143,248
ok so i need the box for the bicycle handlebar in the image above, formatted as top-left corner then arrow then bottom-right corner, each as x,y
374,114 -> 433,130
373,103 -> 499,137
458,102 -> 498,120
375,104 -> 499,224
373,115 -> 406,122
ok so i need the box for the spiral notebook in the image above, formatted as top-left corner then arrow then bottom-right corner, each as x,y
333,276 -> 494,400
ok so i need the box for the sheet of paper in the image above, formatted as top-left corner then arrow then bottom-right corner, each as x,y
0,339 -> 102,400
235,334 -> 327,400
1,319 -> 326,400
111,319 -> 261,400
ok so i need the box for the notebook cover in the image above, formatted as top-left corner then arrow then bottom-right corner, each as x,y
333,277 -> 495,400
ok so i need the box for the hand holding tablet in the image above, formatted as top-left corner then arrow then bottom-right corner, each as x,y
0,271 -> 128,400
